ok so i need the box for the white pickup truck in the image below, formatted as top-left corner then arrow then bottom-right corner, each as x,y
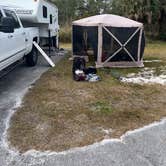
0,6 -> 39,71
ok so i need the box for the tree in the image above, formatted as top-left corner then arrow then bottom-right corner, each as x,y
50,0 -> 165,39
111,0 -> 166,39
51,0 -> 79,24
159,0 -> 166,39
51,0 -> 112,24
83,0 -> 112,16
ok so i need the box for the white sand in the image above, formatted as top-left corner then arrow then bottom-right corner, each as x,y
121,67 -> 166,85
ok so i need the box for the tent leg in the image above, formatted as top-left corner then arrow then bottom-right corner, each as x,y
138,27 -> 143,61
72,26 -> 74,57
56,33 -> 59,49
97,25 -> 103,67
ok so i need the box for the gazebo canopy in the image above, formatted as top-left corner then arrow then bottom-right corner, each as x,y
72,14 -> 143,28
72,14 -> 145,68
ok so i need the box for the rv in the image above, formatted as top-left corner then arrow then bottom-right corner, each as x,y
0,0 -> 59,72
0,0 -> 59,48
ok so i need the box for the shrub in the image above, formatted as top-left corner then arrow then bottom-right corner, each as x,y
159,33 -> 166,41
59,24 -> 72,43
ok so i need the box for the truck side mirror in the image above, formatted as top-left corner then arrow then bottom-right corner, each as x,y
0,17 -> 15,33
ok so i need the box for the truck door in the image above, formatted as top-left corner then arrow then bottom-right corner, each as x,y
4,9 -> 26,59
0,10 -> 16,69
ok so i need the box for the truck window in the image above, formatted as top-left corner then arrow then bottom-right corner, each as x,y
43,6 -> 47,18
4,9 -> 20,29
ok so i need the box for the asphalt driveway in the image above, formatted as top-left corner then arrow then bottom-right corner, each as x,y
0,53 -> 166,166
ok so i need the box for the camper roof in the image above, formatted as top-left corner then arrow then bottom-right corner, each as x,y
0,0 -> 58,10
0,5 -> 19,12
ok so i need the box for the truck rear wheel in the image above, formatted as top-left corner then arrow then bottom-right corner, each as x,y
26,46 -> 38,66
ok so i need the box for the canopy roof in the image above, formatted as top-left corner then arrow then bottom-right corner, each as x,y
73,14 -> 143,28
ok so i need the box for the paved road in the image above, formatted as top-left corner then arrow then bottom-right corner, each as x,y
0,54 -> 166,166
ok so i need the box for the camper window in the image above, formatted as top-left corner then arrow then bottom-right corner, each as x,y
50,14 -> 52,24
4,10 -> 20,29
0,11 -> 2,25
43,6 -> 47,18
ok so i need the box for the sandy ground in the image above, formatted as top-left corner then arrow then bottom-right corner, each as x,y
0,52 -> 166,165
121,61 -> 166,85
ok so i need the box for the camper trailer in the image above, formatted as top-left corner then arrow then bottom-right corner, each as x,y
0,0 -> 59,48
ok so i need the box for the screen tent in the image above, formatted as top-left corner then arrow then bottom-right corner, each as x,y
72,14 -> 145,68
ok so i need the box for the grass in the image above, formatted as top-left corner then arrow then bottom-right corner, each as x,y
145,40 -> 166,60
59,43 -> 71,50
91,101 -> 114,114
8,40 -> 166,153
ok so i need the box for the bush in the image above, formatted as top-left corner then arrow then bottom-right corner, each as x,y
59,24 -> 72,43
159,33 -> 166,41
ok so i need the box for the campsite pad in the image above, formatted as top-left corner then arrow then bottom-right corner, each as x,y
7,41 -> 166,153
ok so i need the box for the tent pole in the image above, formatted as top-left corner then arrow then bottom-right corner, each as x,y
97,25 -> 103,67
124,48 -> 137,63
72,25 -> 74,58
103,48 -> 122,64
138,27 -> 143,61
124,27 -> 141,46
103,26 -> 122,46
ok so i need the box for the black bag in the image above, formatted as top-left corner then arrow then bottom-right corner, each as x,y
72,57 -> 86,81
72,57 -> 86,74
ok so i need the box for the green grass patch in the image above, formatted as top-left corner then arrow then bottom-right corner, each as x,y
90,101 -> 114,114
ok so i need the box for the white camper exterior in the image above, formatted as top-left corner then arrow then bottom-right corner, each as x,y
0,0 -> 59,47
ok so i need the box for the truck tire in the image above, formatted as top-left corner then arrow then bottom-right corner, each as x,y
26,46 -> 38,66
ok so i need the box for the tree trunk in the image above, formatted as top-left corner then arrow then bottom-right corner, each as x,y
159,9 -> 166,40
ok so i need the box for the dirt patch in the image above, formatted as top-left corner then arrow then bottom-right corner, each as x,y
8,41 -> 166,153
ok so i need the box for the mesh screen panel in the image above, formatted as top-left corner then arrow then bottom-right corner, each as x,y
73,25 -> 98,60
72,25 -> 145,64
102,27 -> 142,62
